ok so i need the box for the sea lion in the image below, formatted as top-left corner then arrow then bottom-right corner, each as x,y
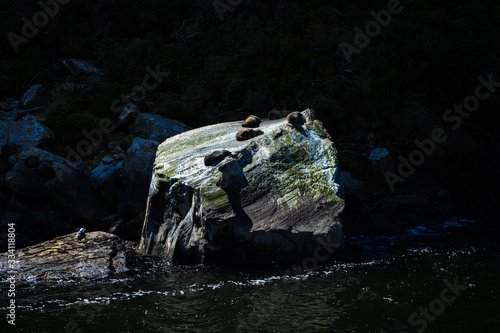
236,129 -> 263,141
204,150 -> 231,166
286,111 -> 306,125
242,115 -> 262,128
268,109 -> 293,120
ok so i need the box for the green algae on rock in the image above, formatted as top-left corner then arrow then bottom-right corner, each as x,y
139,109 -> 345,266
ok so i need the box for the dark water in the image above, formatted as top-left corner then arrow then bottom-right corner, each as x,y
2,218 -> 499,333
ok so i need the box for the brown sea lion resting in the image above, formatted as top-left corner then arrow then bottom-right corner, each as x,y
204,150 -> 231,166
242,115 -> 262,128
268,109 -> 294,120
286,111 -> 306,125
236,129 -> 263,141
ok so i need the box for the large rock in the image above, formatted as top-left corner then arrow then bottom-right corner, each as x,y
6,115 -> 54,152
130,113 -> 191,142
8,147 -> 75,180
0,232 -> 128,281
1,148 -> 110,248
123,138 -> 160,216
9,148 -> 107,224
139,109 -> 345,266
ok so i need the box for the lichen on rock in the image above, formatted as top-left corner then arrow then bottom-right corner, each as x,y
139,109 -> 345,266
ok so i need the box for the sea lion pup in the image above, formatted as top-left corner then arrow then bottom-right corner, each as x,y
268,109 -> 293,120
286,111 -> 306,125
242,115 -> 262,128
204,150 -> 231,166
236,129 -> 263,141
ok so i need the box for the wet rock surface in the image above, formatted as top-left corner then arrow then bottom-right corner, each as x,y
0,232 -> 129,281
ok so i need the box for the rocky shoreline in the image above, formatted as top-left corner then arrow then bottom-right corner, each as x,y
0,83 -> 467,273
1,79 -> 191,252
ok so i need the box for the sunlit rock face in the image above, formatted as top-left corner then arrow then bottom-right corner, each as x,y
139,109 -> 345,266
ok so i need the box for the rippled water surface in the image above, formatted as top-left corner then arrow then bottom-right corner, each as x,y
2,218 -> 499,332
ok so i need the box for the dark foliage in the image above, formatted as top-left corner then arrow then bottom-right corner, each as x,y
1,0 -> 499,217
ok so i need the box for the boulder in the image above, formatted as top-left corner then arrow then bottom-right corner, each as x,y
0,232 -> 128,281
1,149 -> 84,246
8,147 -> 74,180
8,150 -> 106,222
123,138 -> 159,216
91,161 -> 122,184
6,115 -> 54,152
139,109 -> 345,266
130,113 -> 191,142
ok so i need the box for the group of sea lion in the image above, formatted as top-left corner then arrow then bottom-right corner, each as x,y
236,115 -> 263,141
236,111 -> 305,140
204,110 -> 304,166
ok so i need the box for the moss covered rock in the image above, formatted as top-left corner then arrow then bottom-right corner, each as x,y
139,109 -> 345,266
